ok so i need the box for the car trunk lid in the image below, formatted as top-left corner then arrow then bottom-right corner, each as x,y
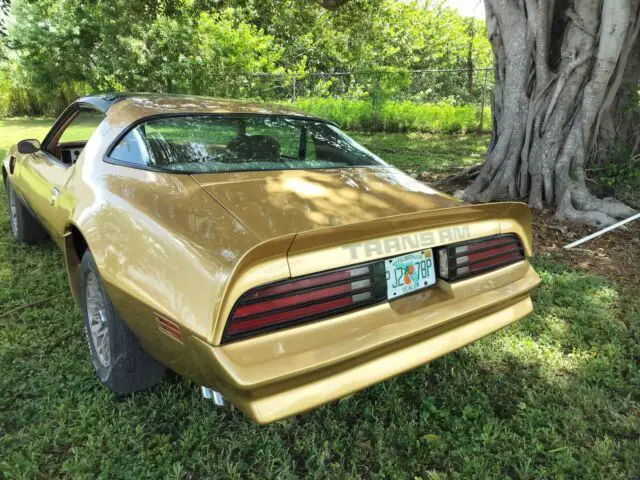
190,167 -> 460,240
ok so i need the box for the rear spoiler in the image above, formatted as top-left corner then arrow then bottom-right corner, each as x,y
287,202 -> 533,277
211,202 -> 532,343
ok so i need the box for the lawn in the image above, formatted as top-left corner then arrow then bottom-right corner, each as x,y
0,118 -> 57,159
1,119 -> 639,479
352,131 -> 487,175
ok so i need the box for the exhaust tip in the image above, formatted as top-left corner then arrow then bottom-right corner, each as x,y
201,386 -> 226,406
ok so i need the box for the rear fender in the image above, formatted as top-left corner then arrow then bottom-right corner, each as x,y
211,234 -> 295,344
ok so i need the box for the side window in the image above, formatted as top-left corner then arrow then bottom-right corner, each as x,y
48,108 -> 105,164
58,110 -> 105,144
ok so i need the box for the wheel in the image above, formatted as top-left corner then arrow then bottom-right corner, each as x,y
6,180 -> 47,244
80,250 -> 165,395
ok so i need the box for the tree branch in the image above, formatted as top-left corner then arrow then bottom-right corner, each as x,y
317,0 -> 350,10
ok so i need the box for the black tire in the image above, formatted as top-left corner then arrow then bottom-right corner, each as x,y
6,180 -> 47,244
80,250 -> 165,395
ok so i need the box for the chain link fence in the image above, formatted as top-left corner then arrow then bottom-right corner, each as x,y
187,68 -> 494,132
0,67 -> 495,131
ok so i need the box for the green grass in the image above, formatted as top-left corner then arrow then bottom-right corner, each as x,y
0,118 -> 56,159
0,117 -> 106,161
352,132 -> 488,175
1,119 -> 640,478
292,98 -> 492,134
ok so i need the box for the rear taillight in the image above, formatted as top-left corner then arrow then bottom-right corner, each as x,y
436,234 -> 525,281
223,233 -> 527,342
223,263 -> 386,342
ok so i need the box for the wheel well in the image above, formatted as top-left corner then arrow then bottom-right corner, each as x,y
64,225 -> 89,304
1,166 -> 7,189
69,226 -> 88,259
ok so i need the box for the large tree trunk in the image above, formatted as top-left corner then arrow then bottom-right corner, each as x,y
595,37 -> 640,167
465,0 -> 640,226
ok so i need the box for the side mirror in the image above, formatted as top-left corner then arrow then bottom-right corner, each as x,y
17,139 -> 41,154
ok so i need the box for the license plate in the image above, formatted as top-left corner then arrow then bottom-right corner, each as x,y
384,249 -> 437,299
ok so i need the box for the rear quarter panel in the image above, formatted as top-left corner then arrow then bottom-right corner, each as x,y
69,163 -> 261,350
62,118 -> 267,374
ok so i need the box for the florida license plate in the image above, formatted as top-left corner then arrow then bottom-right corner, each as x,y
385,249 -> 437,299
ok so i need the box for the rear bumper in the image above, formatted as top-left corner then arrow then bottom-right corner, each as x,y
189,261 -> 539,424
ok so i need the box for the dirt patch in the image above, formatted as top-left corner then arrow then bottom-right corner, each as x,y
422,172 -> 640,292
531,212 -> 640,292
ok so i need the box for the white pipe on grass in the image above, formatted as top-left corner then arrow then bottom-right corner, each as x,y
564,212 -> 640,249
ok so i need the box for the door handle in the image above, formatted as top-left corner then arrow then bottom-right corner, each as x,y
50,187 -> 60,206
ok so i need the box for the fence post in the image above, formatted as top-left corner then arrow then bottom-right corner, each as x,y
292,74 -> 297,102
373,71 -> 383,131
479,68 -> 489,133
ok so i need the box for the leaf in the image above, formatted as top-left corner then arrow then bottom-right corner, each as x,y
422,434 -> 441,443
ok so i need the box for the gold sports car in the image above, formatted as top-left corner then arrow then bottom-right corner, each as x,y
2,94 -> 540,424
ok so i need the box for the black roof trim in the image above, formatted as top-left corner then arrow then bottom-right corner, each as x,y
75,93 -> 132,113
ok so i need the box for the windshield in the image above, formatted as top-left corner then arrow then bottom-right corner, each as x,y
108,115 -> 388,173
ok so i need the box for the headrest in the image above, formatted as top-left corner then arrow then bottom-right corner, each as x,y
226,135 -> 281,162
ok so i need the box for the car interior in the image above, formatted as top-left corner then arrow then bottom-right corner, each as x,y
145,134 -> 285,166
108,116 -> 382,172
58,142 -> 87,164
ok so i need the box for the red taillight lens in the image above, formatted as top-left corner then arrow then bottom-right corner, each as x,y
223,263 -> 386,342
224,234 -> 527,342
437,234 -> 525,281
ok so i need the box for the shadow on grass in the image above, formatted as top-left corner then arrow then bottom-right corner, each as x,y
1,182 -> 639,478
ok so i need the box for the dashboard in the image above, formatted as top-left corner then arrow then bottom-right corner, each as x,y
59,142 -> 86,165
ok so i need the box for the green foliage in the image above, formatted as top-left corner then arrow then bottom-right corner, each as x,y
235,0 -> 492,73
293,97 -> 492,133
1,1 -> 283,114
0,0 -> 493,117
599,158 -> 640,189
596,155 -> 640,207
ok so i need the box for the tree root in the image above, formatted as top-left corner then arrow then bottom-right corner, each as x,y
434,163 -> 482,187
556,187 -> 639,227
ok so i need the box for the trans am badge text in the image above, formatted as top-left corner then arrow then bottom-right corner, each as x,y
343,226 -> 472,260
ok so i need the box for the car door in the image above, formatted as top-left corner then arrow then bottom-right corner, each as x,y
17,106 -> 105,246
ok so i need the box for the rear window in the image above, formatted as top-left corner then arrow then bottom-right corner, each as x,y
108,115 -> 387,173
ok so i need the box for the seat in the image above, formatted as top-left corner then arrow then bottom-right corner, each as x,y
225,135 -> 281,163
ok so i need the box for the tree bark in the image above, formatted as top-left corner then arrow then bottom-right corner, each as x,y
595,36 -> 640,165
465,0 -> 640,226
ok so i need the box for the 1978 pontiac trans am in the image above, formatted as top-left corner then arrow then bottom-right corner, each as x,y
2,94 -> 540,424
